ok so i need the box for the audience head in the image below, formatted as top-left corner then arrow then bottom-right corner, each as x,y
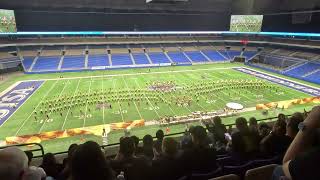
130,135 -> 140,148
213,116 -> 222,125
258,122 -> 271,138
162,137 -> 178,157
287,112 -> 304,138
273,119 -> 287,136
249,117 -> 258,132
42,153 -> 57,167
68,144 -> 78,158
190,126 -> 209,147
142,134 -> 153,148
25,151 -> 33,166
278,113 -> 287,122
156,130 -> 164,141
119,136 -> 135,158
0,147 -> 28,180
70,141 -> 114,180
235,117 -> 249,132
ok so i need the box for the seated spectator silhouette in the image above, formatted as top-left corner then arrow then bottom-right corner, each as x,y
25,151 -> 46,179
249,117 -> 258,134
141,134 -> 154,159
277,106 -> 320,180
70,141 -> 114,180
0,147 -> 29,180
40,153 -> 63,179
58,144 -> 78,180
111,137 -> 151,180
211,116 -> 227,144
152,137 -> 183,180
130,135 -> 140,155
260,119 -> 292,157
153,130 -> 164,154
286,112 -> 304,139
230,117 -> 260,159
179,126 -> 218,174
258,122 -> 271,139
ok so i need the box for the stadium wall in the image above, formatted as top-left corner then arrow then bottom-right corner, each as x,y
15,11 -> 230,31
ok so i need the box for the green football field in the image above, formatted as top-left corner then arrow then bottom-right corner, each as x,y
0,63 -> 319,154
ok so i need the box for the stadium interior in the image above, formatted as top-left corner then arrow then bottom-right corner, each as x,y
0,0 -> 320,180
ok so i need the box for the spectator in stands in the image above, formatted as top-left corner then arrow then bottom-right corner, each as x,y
278,113 -> 287,122
152,137 -> 182,180
70,141 -> 114,180
179,126 -> 218,174
153,139 -> 162,160
277,106 -> 320,180
286,112 -> 304,139
59,144 -> 78,180
40,153 -> 63,179
258,122 -> 271,139
230,117 -> 260,159
142,134 -> 154,159
180,128 -> 193,150
260,119 -> 292,157
249,117 -> 259,134
111,137 -> 151,180
211,116 -> 227,144
0,147 -> 29,180
130,135 -> 140,155
25,151 -> 46,179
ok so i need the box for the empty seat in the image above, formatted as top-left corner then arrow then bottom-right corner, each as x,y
245,164 -> 277,180
148,52 -> 171,64
202,50 -> 227,61
111,54 -> 133,66
61,56 -> 85,69
33,56 -> 60,71
132,53 -> 150,65
22,57 -> 34,71
88,54 -> 109,67
210,174 -> 240,180
184,51 -> 208,62
167,52 -> 190,63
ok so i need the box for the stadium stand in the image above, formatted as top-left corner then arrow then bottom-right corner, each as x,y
132,53 -> 151,65
167,51 -> 191,64
148,52 -> 171,64
22,57 -> 34,71
202,50 -> 227,61
184,51 -> 209,62
61,56 -> 85,69
87,54 -> 110,67
284,62 -> 320,78
32,56 -> 61,71
111,54 -> 133,66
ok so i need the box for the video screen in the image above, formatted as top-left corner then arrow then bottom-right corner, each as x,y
230,15 -> 263,32
0,9 -> 16,33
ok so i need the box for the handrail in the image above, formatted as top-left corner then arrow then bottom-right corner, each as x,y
0,112 -> 297,158
0,142 -> 45,157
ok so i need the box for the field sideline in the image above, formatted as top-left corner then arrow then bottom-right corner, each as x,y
0,63 -> 319,153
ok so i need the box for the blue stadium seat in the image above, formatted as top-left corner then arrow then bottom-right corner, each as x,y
184,51 -> 208,62
111,54 -> 133,66
285,62 -> 320,78
132,53 -> 150,65
148,52 -> 171,64
242,51 -> 257,60
22,57 -> 34,71
304,70 -> 320,84
202,50 -> 227,61
167,52 -> 191,63
61,56 -> 85,69
32,56 -> 60,71
88,54 -> 109,67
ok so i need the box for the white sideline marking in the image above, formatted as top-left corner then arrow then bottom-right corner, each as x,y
122,76 -> 143,120
14,80 -> 59,136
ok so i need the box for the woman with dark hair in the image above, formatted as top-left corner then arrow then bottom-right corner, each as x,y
70,141 -> 114,180
142,134 -> 154,159
40,153 -> 63,179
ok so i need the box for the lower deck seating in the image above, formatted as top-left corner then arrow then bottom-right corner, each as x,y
32,56 -> 60,71
88,54 -> 109,67
304,70 -> 320,84
185,51 -> 208,62
242,51 -> 257,60
61,56 -> 85,69
167,52 -> 191,63
111,54 -> 133,66
219,50 -> 241,60
202,50 -> 227,61
132,53 -> 150,64
285,62 -> 320,78
148,52 -> 171,64
22,57 -> 34,71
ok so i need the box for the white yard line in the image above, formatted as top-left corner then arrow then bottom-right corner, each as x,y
112,79 -> 124,122
121,76 -> 143,120
101,77 -> 105,125
133,79 -> 162,118
38,80 -> 69,133
61,79 -> 81,130
83,77 -> 93,128
14,80 -> 59,136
